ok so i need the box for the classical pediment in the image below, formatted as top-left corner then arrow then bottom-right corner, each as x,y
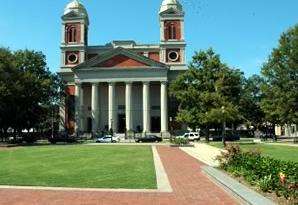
96,54 -> 149,67
73,47 -> 167,70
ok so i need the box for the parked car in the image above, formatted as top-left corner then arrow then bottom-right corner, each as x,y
212,134 -> 240,142
180,132 -> 200,141
135,135 -> 162,143
260,133 -> 276,140
96,135 -> 120,143
48,131 -> 77,144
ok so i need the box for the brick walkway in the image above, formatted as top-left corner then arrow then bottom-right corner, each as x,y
0,146 -> 238,205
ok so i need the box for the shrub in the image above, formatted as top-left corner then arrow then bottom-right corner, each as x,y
126,130 -> 135,139
258,175 -> 273,192
23,134 -> 38,144
172,137 -> 189,145
218,144 -> 298,203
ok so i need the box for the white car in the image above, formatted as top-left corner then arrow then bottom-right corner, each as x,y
182,132 -> 200,141
96,135 -> 120,143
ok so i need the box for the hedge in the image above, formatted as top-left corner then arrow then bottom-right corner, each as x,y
217,144 -> 298,203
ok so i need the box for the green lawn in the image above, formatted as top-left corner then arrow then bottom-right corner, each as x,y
209,142 -> 298,163
0,145 -> 156,189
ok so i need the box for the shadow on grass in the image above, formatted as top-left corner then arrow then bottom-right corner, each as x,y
0,141 -> 86,148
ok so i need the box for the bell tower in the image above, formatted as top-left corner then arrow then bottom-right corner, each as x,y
159,0 -> 186,66
61,0 -> 89,68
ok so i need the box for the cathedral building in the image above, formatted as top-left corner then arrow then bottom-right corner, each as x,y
59,0 -> 187,136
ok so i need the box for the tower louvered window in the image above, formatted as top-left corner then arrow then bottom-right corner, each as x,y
168,23 -> 176,40
67,26 -> 77,43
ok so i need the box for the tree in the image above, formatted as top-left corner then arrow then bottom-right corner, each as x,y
170,48 -> 243,143
0,48 -> 18,140
239,75 -> 265,134
261,25 -> 298,126
0,48 -> 64,141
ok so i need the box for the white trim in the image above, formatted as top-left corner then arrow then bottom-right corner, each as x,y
160,20 -> 165,41
80,23 -> 85,44
181,20 -> 185,40
61,25 -> 65,44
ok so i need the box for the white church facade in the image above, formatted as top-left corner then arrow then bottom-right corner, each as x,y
59,0 -> 187,136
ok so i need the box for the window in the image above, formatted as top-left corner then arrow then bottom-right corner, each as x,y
67,26 -> 77,43
118,105 -> 125,110
168,51 -> 179,62
151,106 -> 160,110
67,53 -> 78,64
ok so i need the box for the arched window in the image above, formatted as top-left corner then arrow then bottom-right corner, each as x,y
66,26 -> 77,43
168,23 -> 176,40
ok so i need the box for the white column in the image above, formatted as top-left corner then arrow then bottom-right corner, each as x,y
59,96 -> 66,131
79,50 -> 85,63
61,51 -> 65,67
75,83 -> 81,133
160,81 -> 168,133
61,24 -> 65,44
91,83 -> 99,133
125,82 -> 133,131
181,48 -> 185,64
108,82 -> 116,132
79,84 -> 84,132
160,20 -> 165,41
143,82 -> 150,133
160,48 -> 166,63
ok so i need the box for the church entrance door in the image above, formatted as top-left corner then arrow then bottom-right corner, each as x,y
118,114 -> 126,133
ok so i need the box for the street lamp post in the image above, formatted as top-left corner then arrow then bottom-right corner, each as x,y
169,117 -> 173,142
51,108 -> 54,138
221,106 -> 227,147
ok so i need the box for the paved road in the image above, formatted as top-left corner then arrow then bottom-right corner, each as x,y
0,146 -> 238,205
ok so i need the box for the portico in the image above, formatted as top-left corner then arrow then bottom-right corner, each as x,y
74,80 -> 168,134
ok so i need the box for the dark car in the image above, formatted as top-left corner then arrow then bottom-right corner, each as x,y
135,135 -> 162,143
212,134 -> 240,142
48,131 -> 77,144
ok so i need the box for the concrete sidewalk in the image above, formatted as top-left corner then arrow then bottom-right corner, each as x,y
180,143 -> 223,167
264,142 -> 298,147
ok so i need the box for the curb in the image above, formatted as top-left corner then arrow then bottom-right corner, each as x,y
202,166 -> 276,205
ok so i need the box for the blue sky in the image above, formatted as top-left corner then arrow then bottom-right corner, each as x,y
0,0 -> 297,76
